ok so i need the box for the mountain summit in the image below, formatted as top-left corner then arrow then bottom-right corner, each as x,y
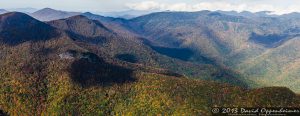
30,8 -> 80,21
0,12 -> 59,45
0,9 -> 7,14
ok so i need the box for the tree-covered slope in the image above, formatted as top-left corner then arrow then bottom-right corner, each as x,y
47,15 -> 248,87
1,43 -> 299,115
0,12 -> 299,115
125,11 -> 300,92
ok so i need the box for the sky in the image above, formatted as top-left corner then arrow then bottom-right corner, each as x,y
1,0 -> 300,14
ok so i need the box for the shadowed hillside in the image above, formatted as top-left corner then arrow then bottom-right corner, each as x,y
48,14 -> 248,88
69,51 -> 136,87
249,32 -> 300,48
0,12 -> 60,45
47,15 -> 113,44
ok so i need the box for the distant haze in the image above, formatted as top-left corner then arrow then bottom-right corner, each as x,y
0,0 -> 300,15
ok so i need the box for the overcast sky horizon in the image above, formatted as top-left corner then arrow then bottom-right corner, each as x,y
1,0 -> 300,14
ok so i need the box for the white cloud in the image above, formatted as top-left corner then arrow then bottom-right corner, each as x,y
126,1 -> 161,11
126,1 -> 300,15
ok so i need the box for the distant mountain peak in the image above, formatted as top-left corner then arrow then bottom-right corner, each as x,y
0,12 -> 58,45
40,7 -> 56,11
8,7 -> 38,13
82,12 -> 106,18
0,12 -> 51,29
48,14 -> 111,39
0,12 -> 37,25
0,9 -> 8,14
33,8 -> 65,15
1,11 -> 25,16
83,12 -> 93,15
30,8 -> 81,21
35,8 -> 69,14
59,15 -> 100,24
70,15 -> 88,19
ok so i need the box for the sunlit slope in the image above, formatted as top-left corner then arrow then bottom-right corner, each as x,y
236,37 -> 300,92
127,11 -> 300,92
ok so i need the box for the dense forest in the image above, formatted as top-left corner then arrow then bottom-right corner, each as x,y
0,9 -> 300,115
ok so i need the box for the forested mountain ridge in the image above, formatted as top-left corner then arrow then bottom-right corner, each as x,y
113,11 -> 300,92
0,10 -> 300,115
0,12 -> 60,46
81,10 -> 300,92
47,14 -> 249,87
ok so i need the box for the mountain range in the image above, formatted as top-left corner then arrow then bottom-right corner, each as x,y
0,8 -> 300,115
8,8 -> 38,13
124,11 -> 300,92
0,9 -> 7,14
